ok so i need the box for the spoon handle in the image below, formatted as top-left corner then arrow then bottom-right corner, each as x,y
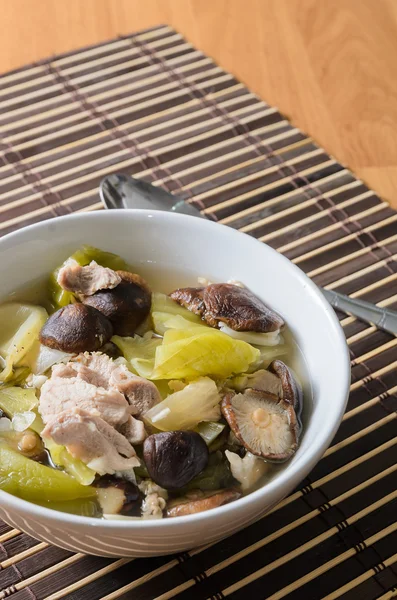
100,174 -> 397,335
321,289 -> 397,336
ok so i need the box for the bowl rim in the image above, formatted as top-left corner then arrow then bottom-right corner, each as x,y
0,209 -> 351,529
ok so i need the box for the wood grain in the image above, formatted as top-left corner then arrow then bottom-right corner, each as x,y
1,0 -> 397,208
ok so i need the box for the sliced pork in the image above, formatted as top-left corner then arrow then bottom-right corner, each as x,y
42,408 -> 139,475
57,259 -> 121,296
109,368 -> 160,416
39,365 -> 130,428
118,416 -> 147,445
74,352 -> 160,416
72,352 -> 116,388
38,351 -> 157,476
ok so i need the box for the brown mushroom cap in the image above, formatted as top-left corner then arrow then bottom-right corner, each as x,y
170,284 -> 284,332
204,284 -> 284,332
95,475 -> 141,516
269,360 -> 302,410
39,304 -> 113,353
169,287 -> 205,317
221,389 -> 298,462
83,270 -> 151,336
269,360 -> 303,435
143,431 -> 209,490
166,488 -> 242,517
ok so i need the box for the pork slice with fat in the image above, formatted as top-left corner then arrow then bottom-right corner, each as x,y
57,260 -> 121,296
39,373 -> 130,427
43,408 -> 139,475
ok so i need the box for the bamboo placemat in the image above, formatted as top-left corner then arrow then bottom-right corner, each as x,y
0,24 -> 397,600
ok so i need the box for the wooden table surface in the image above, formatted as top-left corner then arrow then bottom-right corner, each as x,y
1,0 -> 397,209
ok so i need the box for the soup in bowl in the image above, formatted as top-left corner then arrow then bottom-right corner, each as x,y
0,210 -> 350,557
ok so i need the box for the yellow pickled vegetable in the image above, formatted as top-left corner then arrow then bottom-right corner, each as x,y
46,441 -> 95,486
152,292 -> 202,320
151,327 -> 260,380
151,294 -> 202,335
23,344 -> 72,375
0,367 -> 30,390
112,332 -> 162,378
155,313 -> 204,331
34,498 -> 99,516
144,377 -> 221,430
70,246 -> 130,271
115,321 -> 259,381
0,387 -> 44,435
0,446 -> 96,502
194,421 -> 225,445
152,312 -> 205,336
0,304 -> 48,381
0,387 -> 38,415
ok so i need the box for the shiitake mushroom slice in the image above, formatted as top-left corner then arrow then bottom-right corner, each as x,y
170,283 -> 284,332
143,431 -> 209,490
40,304 -> 113,353
166,488 -> 242,517
168,287 -> 205,317
95,475 -> 142,516
269,360 -> 303,417
83,270 -> 151,336
221,389 -> 299,462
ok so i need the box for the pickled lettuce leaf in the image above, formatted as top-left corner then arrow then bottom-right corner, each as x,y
0,387 -> 95,484
151,327 -> 260,380
46,441 -> 95,486
0,445 -> 95,501
152,312 -> 205,336
151,295 -> 202,336
144,377 -> 221,430
23,344 -> 72,375
49,245 -> 130,310
194,421 -> 225,445
70,246 -> 130,271
0,387 -> 43,437
152,293 -> 202,321
112,332 -> 162,378
34,497 -> 99,517
0,303 -> 48,381
116,324 -> 259,381
246,344 -> 289,372
0,387 -> 38,415
153,380 -> 171,400
0,367 -> 30,390
48,277 -> 74,310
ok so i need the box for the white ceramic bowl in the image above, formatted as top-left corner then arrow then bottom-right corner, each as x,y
0,210 -> 350,557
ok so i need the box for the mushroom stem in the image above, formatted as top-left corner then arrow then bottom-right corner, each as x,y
251,408 -> 272,428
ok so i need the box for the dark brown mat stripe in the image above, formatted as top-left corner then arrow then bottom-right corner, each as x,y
0,25 -> 396,600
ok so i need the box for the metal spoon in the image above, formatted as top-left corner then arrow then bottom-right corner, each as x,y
99,173 -> 204,218
100,173 -> 397,336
